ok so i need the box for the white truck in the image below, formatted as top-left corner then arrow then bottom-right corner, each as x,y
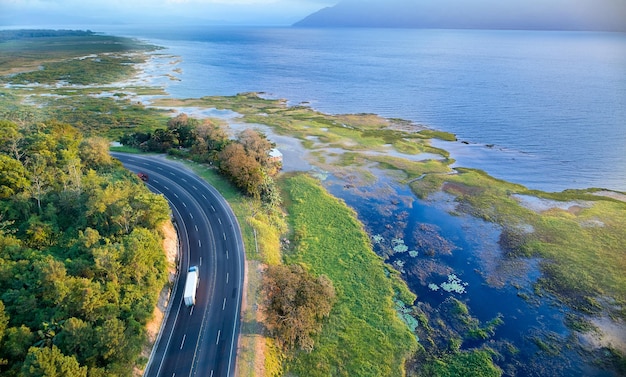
183,266 -> 199,307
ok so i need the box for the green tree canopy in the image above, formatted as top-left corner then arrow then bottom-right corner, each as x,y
78,137 -> 113,170
20,345 -> 87,377
0,155 -> 30,199
0,116 -> 170,376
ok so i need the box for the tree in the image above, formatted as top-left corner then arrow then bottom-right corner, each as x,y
1,325 -> 34,363
191,119 -> 229,162
238,128 -> 273,168
20,345 -> 87,377
0,118 -> 169,375
48,121 -> 82,163
147,129 -> 175,152
54,318 -> 94,365
61,277 -> 106,323
258,173 -> 281,210
0,301 -> 8,341
58,149 -> 82,195
0,120 -> 27,162
24,215 -> 56,249
118,132 -> 150,150
78,137 -> 112,170
167,113 -> 197,148
0,301 -> 8,366
25,154 -> 53,212
0,155 -> 30,199
93,318 -> 127,364
86,181 -> 170,236
218,143 -> 264,197
263,264 -> 336,352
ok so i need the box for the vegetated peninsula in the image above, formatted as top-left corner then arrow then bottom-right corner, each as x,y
293,0 -> 626,32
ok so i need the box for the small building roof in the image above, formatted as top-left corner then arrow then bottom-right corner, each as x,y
269,148 -> 283,158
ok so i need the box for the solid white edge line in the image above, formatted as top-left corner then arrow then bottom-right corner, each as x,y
130,179 -> 188,377
121,154 -> 243,377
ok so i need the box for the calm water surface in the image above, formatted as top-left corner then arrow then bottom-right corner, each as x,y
108,25 -> 626,192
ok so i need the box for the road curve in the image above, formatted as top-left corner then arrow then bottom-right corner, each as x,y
111,153 -> 245,377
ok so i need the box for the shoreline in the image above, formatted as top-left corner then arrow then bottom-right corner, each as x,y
134,27 -> 626,194
3,30 -> 625,376
148,92 -> 625,374
151,94 -> 626,197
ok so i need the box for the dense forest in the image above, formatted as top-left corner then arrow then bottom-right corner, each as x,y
0,119 -> 171,376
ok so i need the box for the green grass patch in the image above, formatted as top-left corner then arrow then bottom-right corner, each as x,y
33,95 -> 170,137
109,145 -> 143,154
0,32 -> 157,76
418,129 -> 457,141
369,155 -> 452,182
8,55 -> 138,85
280,174 -> 417,377
421,349 -> 502,377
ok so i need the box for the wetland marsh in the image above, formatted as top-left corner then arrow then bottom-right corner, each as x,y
2,30 -> 625,376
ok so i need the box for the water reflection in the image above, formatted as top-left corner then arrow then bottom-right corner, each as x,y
323,169 -> 613,377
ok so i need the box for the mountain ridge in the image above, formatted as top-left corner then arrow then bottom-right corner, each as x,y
293,0 -> 626,32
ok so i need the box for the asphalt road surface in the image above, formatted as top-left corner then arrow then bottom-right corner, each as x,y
112,153 -> 245,377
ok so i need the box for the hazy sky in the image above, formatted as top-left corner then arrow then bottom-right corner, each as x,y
0,0 -> 338,26
2,0 -> 624,28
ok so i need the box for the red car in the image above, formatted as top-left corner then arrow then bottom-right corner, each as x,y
137,172 -> 149,181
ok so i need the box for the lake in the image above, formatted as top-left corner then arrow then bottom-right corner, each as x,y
107,25 -> 626,193
102,25 -> 624,375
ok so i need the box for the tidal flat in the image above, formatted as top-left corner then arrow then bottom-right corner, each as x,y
2,32 -> 625,376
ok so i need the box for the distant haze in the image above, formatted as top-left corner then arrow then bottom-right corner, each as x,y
294,0 -> 626,31
2,0 -> 625,30
0,0 -> 336,27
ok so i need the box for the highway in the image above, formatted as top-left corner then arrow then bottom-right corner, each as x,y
111,153 -> 245,377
